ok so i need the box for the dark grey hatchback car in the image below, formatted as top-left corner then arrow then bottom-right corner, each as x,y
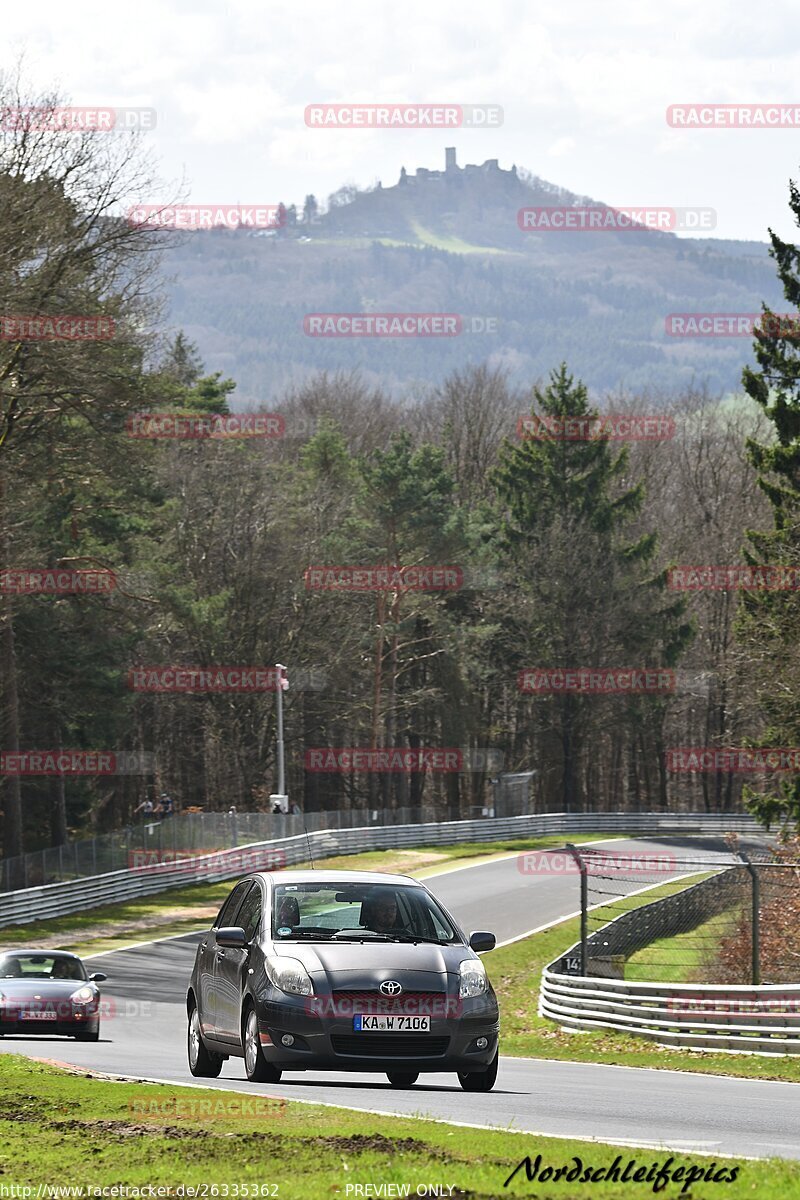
187,870 -> 500,1091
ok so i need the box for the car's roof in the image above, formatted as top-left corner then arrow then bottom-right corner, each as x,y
249,869 -> 421,886
0,949 -> 82,959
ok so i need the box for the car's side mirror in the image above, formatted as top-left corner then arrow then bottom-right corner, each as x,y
89,972 -> 108,983
469,931 -> 496,953
216,926 -> 247,948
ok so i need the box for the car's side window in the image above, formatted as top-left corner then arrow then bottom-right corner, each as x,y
213,881 -> 251,930
236,883 -> 263,943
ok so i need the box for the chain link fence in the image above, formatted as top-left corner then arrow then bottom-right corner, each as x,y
555,840 -> 800,986
0,799 -> 520,892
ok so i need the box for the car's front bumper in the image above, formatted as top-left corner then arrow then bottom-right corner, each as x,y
0,1012 -> 99,1036
252,993 -> 499,1072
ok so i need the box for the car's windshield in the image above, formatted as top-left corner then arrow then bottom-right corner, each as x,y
0,954 -> 87,981
272,882 -> 459,943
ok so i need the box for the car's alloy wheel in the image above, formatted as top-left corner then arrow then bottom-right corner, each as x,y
458,1050 -> 498,1093
244,1008 -> 282,1083
386,1070 -> 419,1087
188,1005 -> 223,1078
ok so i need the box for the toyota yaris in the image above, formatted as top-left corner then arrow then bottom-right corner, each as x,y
187,870 -> 499,1090
0,950 -> 107,1040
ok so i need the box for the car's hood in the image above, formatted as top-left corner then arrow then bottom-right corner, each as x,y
0,979 -> 91,1002
271,940 -> 463,990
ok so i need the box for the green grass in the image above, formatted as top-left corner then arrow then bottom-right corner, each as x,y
0,1054 -> 791,1198
625,906 -> 743,984
408,218 -> 512,255
0,835 -> 619,958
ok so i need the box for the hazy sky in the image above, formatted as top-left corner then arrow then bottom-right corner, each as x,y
6,0 -> 800,242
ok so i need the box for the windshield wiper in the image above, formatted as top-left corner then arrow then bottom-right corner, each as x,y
331,930 -> 394,941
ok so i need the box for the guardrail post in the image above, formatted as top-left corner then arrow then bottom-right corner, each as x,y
565,842 -> 588,976
739,851 -> 760,985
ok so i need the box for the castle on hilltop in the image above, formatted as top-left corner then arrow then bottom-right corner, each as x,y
397,147 -> 518,186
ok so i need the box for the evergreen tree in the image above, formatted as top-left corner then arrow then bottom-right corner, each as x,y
491,364 -> 692,811
739,179 -> 800,827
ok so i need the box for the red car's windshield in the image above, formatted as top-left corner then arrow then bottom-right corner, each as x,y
0,955 -> 87,981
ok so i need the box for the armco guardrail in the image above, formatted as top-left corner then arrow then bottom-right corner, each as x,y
540,855 -> 800,1053
0,810 -> 763,929
540,971 -> 800,1053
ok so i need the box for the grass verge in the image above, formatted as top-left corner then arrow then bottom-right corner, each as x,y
0,1054 -> 791,1198
625,906 -> 743,984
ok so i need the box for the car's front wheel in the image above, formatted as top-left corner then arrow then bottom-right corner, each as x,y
386,1070 -> 418,1087
458,1050 -> 498,1093
188,1005 -> 223,1078
244,1007 -> 282,1083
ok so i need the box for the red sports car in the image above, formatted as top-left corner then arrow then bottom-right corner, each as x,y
0,950 -> 107,1041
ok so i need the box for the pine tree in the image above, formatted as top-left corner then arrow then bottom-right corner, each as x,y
739,179 -> 800,827
492,364 -> 692,811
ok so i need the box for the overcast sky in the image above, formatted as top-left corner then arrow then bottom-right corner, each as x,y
6,0 -> 800,242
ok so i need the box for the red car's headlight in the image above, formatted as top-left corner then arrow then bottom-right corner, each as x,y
70,986 -> 97,1006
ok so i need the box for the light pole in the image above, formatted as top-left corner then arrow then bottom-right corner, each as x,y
270,663 -> 290,814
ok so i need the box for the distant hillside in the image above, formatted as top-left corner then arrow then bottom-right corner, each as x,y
158,149 -> 783,401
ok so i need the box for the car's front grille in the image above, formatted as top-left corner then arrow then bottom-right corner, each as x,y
331,1034 -> 450,1058
331,990 -> 450,1014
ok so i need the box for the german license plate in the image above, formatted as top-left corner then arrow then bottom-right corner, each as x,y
19,1011 -> 57,1021
353,1014 -> 430,1032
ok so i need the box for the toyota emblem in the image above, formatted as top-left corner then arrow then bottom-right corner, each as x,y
379,980 -> 403,996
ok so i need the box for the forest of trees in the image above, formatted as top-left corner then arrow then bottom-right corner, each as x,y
2,77 -> 800,863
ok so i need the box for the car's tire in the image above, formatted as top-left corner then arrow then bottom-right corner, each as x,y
74,1030 -> 100,1042
458,1050 -> 498,1093
386,1070 -> 419,1087
243,1007 -> 282,1083
188,1005 -> 223,1078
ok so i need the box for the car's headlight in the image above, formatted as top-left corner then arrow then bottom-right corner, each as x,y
265,956 -> 314,997
459,958 -> 488,998
70,986 -> 96,1005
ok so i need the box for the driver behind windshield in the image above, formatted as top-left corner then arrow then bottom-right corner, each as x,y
361,889 -> 403,934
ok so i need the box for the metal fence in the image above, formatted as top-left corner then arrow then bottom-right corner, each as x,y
0,810 -> 764,929
0,806 -> 451,892
540,841 -> 800,1053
